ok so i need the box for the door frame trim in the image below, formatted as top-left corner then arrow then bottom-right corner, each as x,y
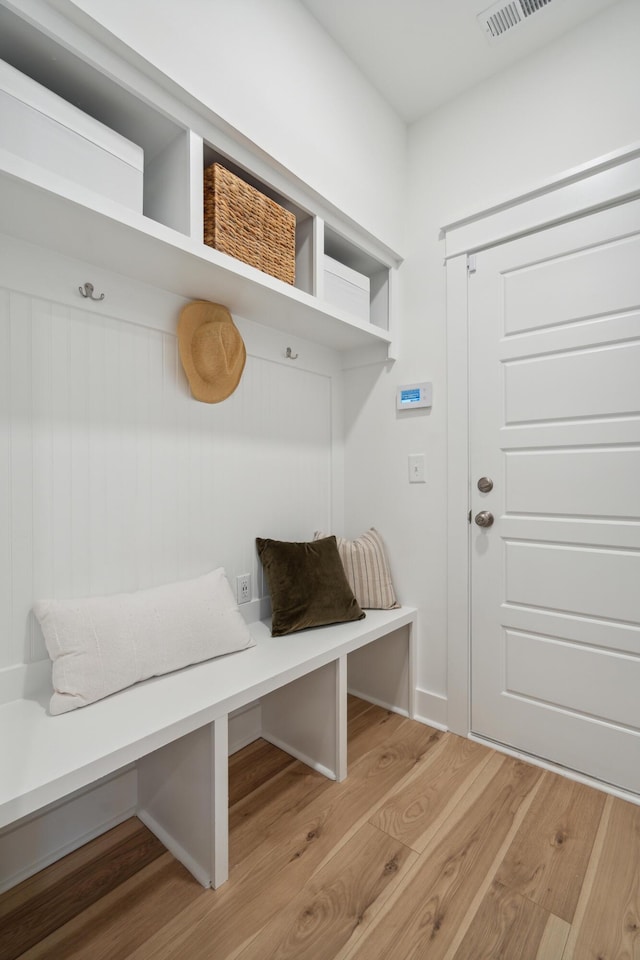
443,141 -> 640,737
442,140 -> 640,261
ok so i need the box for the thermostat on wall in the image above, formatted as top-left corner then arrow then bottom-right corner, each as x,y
396,382 -> 432,411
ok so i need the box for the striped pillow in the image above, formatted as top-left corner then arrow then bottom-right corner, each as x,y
313,528 -> 399,610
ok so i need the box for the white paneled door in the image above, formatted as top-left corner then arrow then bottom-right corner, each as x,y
469,198 -> 640,794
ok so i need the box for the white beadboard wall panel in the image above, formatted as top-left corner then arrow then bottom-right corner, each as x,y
0,291 -> 11,667
31,299 -> 55,661
9,294 -> 34,667
50,303 -> 73,610
0,238 -> 338,672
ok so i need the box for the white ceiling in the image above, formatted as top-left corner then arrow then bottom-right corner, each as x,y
298,0 -> 622,123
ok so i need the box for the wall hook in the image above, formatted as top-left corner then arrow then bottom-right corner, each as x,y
285,347 -> 299,360
79,282 -> 105,301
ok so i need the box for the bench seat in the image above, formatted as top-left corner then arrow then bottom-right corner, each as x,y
0,605 -> 416,889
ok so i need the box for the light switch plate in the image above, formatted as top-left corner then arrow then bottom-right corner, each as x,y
408,454 -> 426,483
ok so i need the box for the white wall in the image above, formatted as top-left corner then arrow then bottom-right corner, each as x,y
0,235 -> 341,673
343,0 -> 640,726
59,0 -> 407,254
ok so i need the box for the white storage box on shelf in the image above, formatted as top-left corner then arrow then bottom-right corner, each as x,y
324,254 -> 370,322
0,58 -> 143,211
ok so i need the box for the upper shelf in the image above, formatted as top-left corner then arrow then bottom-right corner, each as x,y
0,151 -> 393,354
0,0 -> 400,360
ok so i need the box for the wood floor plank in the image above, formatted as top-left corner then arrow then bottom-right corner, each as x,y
229,759 -> 330,869
494,770 -> 606,923
125,720 -> 443,960
347,694 -> 375,722
0,819 -> 165,960
344,753 -> 543,960
563,795 -> 640,959
233,823 -> 417,960
15,853 -> 205,960
0,818 -> 143,920
228,738 -> 297,807
369,731 -> 492,852
346,703 -> 407,765
451,880 -> 556,960
535,913 -> 571,959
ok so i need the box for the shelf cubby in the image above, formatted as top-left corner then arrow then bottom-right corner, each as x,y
323,224 -> 392,332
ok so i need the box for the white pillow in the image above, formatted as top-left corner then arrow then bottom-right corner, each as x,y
313,528 -> 400,610
34,568 -> 255,715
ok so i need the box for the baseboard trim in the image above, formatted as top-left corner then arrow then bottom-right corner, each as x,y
414,687 -> 448,731
347,686 -> 409,719
261,732 -> 337,781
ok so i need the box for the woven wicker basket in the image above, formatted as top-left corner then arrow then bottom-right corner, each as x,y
203,163 -> 296,285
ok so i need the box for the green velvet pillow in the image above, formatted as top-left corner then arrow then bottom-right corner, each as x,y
256,535 -> 365,636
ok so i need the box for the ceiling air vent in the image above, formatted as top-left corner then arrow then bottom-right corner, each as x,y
478,0 -> 554,41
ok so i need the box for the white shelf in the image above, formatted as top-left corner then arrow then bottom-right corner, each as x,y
0,153 -> 394,354
0,1 -> 400,360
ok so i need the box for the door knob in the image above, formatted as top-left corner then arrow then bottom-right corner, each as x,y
474,511 -> 494,528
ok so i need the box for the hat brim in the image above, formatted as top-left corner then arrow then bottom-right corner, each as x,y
178,301 -> 246,403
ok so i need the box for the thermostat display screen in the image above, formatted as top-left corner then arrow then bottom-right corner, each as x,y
400,388 -> 421,405
396,381 -> 432,411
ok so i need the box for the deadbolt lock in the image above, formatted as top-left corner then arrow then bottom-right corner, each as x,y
477,477 -> 493,493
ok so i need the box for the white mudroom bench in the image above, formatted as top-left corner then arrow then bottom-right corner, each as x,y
0,605 -> 416,889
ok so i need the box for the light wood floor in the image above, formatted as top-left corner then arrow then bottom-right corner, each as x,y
3,697 -> 640,960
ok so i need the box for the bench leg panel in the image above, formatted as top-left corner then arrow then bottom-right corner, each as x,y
211,715 -> 229,887
136,716 -> 229,888
261,658 -> 346,781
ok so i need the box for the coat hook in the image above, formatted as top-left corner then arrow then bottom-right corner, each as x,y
285,347 -> 298,360
78,282 -> 105,301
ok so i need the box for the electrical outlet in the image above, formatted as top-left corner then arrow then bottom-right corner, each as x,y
237,574 -> 251,604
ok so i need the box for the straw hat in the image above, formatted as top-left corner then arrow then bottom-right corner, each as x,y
178,301 -> 246,403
